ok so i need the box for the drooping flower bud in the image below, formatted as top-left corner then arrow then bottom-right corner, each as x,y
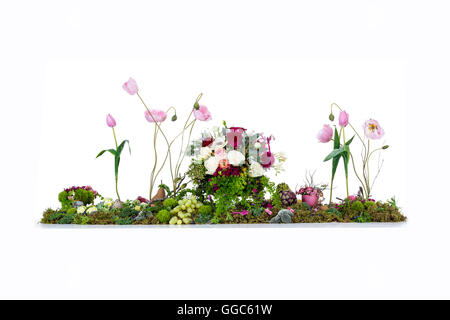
382,145 -> 389,149
329,113 -> 335,121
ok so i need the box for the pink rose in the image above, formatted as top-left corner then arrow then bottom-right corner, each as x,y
122,77 -> 138,95
145,109 -> 167,123
363,119 -> 385,140
214,147 -> 226,159
339,110 -> 349,127
106,114 -> 116,128
193,105 -> 212,121
317,124 -> 333,143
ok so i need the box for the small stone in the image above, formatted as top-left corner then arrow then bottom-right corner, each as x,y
112,199 -> 124,209
72,201 -> 83,208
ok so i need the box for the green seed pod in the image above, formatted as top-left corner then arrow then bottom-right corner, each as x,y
382,145 -> 389,149
329,113 -> 335,121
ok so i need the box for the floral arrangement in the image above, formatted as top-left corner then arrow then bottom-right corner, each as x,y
40,79 -> 406,226
186,123 -> 286,222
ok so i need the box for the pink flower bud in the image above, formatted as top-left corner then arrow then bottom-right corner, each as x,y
339,110 -> 349,127
106,114 -> 116,128
122,77 -> 138,95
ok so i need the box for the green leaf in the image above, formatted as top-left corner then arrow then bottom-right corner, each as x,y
116,140 -> 131,157
345,135 -> 355,146
324,146 -> 345,162
96,149 -> 117,158
331,128 -> 341,180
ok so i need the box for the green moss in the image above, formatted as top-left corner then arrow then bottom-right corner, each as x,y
198,205 -> 213,215
351,200 -> 365,212
66,208 -> 77,215
163,198 -> 178,209
156,209 -> 171,223
74,189 -> 95,205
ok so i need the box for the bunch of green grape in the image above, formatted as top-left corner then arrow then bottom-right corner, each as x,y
169,196 -> 202,225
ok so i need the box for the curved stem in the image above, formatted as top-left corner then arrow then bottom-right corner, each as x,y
349,152 -> 366,197
149,123 -> 159,199
136,92 -> 175,192
343,128 -> 349,198
175,119 -> 196,186
153,119 -> 196,187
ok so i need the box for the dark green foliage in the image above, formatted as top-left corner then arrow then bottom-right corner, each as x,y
251,207 -> 264,217
355,211 -> 372,223
195,213 -> 212,224
116,218 -> 133,225
163,198 -> 178,209
118,207 -> 138,218
156,209 -> 171,223
302,202 -> 311,210
326,207 -> 342,217
49,212 -> 64,221
351,200 -> 365,212
57,214 -> 75,224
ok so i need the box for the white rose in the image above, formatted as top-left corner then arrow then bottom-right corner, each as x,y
249,161 -> 265,177
227,150 -> 245,166
204,157 -> 219,175
199,147 -> 212,160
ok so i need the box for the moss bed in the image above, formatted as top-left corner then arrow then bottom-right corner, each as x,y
40,199 -> 406,226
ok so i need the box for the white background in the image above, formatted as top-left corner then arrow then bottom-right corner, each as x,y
0,0 -> 449,299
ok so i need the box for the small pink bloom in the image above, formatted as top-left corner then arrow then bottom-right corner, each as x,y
317,124 -> 333,143
218,158 -> 230,169
106,114 -> 116,128
145,109 -> 167,123
122,77 -> 138,95
232,210 -> 249,216
363,119 -> 385,140
193,105 -> 212,121
348,195 -> 356,201
214,147 -> 226,159
265,208 -> 273,215
287,207 -> 295,214
339,110 -> 349,127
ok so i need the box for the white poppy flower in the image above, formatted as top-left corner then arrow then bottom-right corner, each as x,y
204,157 -> 219,175
227,150 -> 245,166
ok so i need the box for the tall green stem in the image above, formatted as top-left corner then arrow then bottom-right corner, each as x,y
342,128 -> 349,198
112,127 -> 120,201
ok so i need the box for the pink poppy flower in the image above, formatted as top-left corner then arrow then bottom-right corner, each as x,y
106,114 -> 116,128
122,77 -> 138,95
145,109 -> 167,123
193,105 -> 212,121
339,110 -> 349,127
363,119 -> 385,140
317,124 -> 333,143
